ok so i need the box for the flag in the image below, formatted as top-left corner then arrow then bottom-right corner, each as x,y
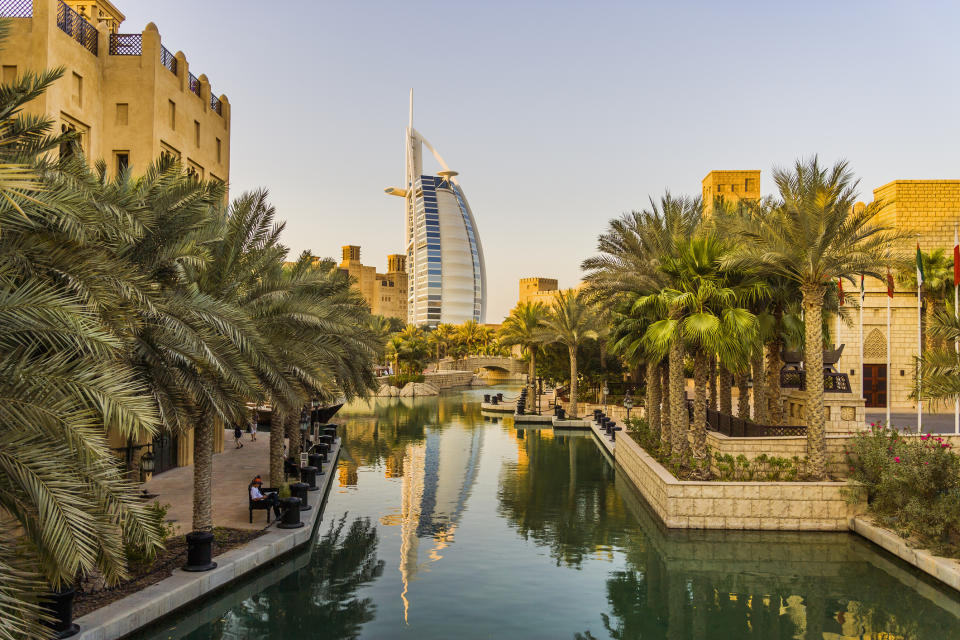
837,278 -> 845,306
886,268 -> 894,298
917,243 -> 925,287
954,227 -> 959,287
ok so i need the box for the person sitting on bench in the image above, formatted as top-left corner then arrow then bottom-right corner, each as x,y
249,476 -> 281,519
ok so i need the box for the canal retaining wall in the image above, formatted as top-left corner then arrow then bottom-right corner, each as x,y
613,431 -> 865,531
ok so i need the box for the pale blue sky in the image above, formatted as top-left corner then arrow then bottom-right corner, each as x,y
120,0 -> 959,321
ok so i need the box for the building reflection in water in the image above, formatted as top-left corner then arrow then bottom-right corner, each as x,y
337,395 -> 486,623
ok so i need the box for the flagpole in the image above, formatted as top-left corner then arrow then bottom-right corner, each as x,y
859,276 -> 864,401
886,268 -> 892,427
954,223 -> 959,435
917,234 -> 923,434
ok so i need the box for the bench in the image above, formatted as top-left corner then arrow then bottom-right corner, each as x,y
249,486 -> 279,524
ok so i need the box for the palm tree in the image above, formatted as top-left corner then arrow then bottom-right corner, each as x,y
582,193 -> 702,449
640,235 -> 761,471
729,157 -> 897,479
0,51 -> 163,636
542,290 -> 601,418
608,295 -> 662,440
897,248 -> 954,351
500,301 -> 549,404
917,310 -> 960,405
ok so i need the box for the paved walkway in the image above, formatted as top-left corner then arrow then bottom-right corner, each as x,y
142,429 -> 281,533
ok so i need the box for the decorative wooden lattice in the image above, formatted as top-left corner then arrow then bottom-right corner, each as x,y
863,327 -> 887,361
0,0 -> 32,17
109,33 -> 142,55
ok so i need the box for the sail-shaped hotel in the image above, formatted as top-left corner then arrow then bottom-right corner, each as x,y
385,93 -> 486,326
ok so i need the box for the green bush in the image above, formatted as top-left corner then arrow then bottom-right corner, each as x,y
847,425 -> 960,554
389,372 -> 424,387
713,453 -> 806,481
124,501 -> 175,569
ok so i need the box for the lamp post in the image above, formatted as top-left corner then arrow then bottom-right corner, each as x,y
623,390 -> 634,425
537,376 -> 543,415
602,381 -> 609,415
310,398 -> 320,448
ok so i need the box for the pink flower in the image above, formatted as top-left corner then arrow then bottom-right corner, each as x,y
921,434 -> 930,441
894,457 -> 901,463
943,443 -> 951,449
925,462 -> 930,465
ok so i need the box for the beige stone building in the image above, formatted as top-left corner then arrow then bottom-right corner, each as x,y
2,0 -> 230,184
834,180 -> 960,413
518,277 -> 559,307
702,170 -> 761,214
338,245 -> 408,321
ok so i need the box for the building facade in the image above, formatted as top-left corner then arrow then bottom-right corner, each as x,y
2,0 -> 230,184
518,277 -> 560,307
338,245 -> 408,321
702,170 -> 761,214
385,94 -> 486,326
834,179 -> 960,412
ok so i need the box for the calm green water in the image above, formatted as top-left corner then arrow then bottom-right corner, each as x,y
136,386 -> 960,639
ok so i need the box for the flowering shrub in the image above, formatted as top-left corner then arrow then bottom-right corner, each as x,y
847,424 -> 960,554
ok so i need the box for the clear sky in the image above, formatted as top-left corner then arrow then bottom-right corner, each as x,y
119,0 -> 960,322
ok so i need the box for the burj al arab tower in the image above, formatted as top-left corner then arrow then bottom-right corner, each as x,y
385,92 -> 487,326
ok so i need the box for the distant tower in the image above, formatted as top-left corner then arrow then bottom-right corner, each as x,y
702,170 -> 761,215
384,90 -> 487,326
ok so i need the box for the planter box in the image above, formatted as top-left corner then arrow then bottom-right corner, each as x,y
614,432 -> 865,531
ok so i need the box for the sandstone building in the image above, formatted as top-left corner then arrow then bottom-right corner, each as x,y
338,245 -> 408,321
702,169 -> 761,214
2,0 -> 230,185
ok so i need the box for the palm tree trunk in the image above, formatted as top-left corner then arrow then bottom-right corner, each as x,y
765,338 -> 784,426
708,355 -> 717,410
192,419 -> 214,532
285,410 -> 301,459
660,362 -> 671,451
718,366 -> 732,415
736,373 -> 750,420
270,407 -> 285,487
528,347 -> 537,413
691,351 -> 709,478
752,349 -> 767,424
568,345 -> 579,418
924,291 -> 936,351
668,309 -> 687,458
645,360 -> 661,439
801,283 -> 827,480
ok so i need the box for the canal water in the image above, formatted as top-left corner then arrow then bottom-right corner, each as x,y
135,386 -> 960,639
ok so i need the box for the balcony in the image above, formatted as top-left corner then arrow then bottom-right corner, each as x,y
56,0 -> 97,55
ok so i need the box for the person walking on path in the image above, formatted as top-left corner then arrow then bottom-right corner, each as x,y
249,414 -> 258,442
234,424 -> 244,448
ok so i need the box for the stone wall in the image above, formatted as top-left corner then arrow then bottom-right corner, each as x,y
705,431 -> 960,478
781,388 -> 865,435
614,432 -> 865,530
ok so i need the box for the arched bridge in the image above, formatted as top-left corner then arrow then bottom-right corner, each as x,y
438,356 -> 526,375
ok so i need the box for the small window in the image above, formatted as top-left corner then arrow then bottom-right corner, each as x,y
72,72 -> 82,107
116,103 -> 128,125
215,137 -> 222,163
194,120 -> 200,147
60,123 -> 77,160
115,151 -> 129,174
2,65 -> 16,84
168,100 -> 176,130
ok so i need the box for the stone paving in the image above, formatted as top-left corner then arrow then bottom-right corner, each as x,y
142,429 -> 281,533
